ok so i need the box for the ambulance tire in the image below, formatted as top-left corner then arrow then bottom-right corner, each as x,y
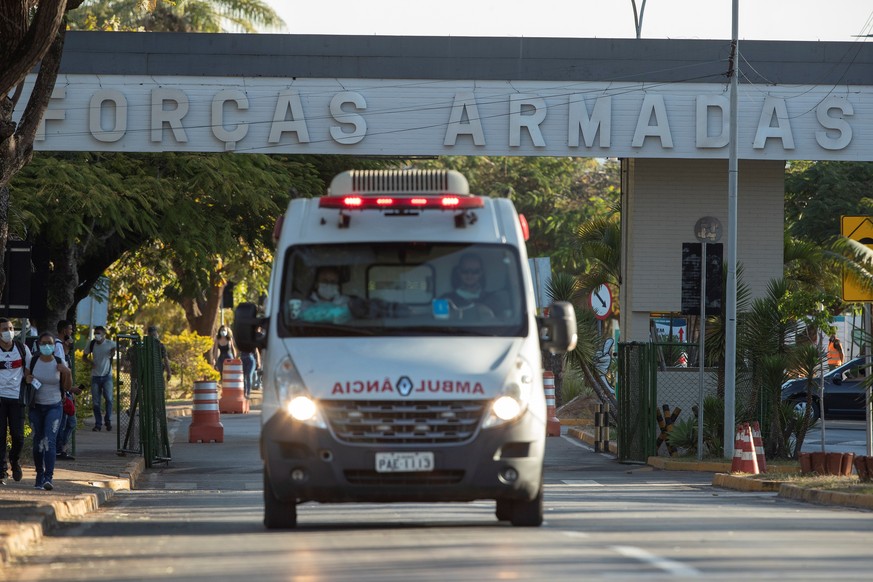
263,470 -> 297,529
509,484 -> 544,527
495,499 -> 512,521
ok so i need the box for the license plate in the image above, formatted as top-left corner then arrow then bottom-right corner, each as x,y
375,452 -> 434,473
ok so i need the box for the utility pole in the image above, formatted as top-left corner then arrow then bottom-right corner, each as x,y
724,0 -> 740,459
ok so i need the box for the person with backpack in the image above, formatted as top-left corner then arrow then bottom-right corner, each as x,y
53,320 -> 80,460
83,326 -> 116,432
25,332 -> 72,490
0,318 -> 31,485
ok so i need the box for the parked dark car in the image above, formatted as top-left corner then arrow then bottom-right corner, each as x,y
781,356 -> 873,421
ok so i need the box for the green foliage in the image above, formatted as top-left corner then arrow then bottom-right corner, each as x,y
68,0 -> 285,33
559,367 -> 594,404
163,331 -> 219,397
785,161 -> 873,246
414,156 -> 619,273
667,395 -> 724,457
574,213 -> 621,295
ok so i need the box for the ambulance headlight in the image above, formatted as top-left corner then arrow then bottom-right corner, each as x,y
287,396 -> 318,422
483,358 -> 534,428
275,356 -> 325,428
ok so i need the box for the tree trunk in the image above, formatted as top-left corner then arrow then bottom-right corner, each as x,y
179,284 -> 224,362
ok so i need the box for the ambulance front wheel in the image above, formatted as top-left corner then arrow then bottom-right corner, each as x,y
263,470 -> 297,529
508,484 -> 544,527
495,499 -> 512,521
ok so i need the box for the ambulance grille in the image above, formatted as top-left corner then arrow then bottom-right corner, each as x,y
322,400 -> 487,444
329,169 -> 470,196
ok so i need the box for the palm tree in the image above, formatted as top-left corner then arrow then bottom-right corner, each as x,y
574,212 -> 621,295
69,0 -> 284,32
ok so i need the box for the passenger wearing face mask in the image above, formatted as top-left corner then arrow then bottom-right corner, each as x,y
211,325 -> 237,375
83,326 -> 117,432
309,266 -> 349,306
298,266 -> 352,323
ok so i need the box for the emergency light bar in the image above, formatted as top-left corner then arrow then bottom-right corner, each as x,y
319,195 -> 484,210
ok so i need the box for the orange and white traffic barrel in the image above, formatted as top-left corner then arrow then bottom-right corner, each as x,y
544,371 -> 561,436
219,358 -> 250,414
189,380 -> 224,443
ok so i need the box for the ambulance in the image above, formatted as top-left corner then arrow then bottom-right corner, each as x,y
233,169 -> 577,528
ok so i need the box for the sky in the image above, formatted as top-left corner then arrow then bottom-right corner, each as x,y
263,0 -> 873,42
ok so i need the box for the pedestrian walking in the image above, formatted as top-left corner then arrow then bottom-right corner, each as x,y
0,318 -> 31,484
52,320 -> 80,460
240,348 -> 260,399
83,326 -> 117,432
26,332 -> 72,490
211,325 -> 236,375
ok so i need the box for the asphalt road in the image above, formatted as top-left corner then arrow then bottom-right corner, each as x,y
801,419 -> 872,456
8,412 -> 873,581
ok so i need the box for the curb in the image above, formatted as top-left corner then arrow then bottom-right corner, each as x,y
647,456 -> 801,474
712,472 -> 783,492
567,427 -> 616,454
778,483 -> 873,511
0,452 -> 145,567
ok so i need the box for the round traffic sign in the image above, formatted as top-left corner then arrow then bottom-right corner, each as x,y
589,284 -> 613,320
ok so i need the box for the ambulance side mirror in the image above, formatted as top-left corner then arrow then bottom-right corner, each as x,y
537,301 -> 577,354
233,302 -> 268,352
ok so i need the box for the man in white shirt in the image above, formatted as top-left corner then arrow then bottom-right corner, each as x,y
0,318 -> 31,483
83,326 -> 116,432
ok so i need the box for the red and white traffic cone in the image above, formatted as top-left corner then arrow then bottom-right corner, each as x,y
751,421 -> 767,473
189,380 -> 224,443
543,371 -> 561,436
731,422 -> 760,474
729,424 -> 744,473
219,359 -> 249,414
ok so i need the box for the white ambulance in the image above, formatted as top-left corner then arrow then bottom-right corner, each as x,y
234,169 -> 576,528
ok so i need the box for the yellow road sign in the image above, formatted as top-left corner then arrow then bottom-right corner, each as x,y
841,215 -> 873,302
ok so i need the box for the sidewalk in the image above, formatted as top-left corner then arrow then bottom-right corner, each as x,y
0,403 -> 199,566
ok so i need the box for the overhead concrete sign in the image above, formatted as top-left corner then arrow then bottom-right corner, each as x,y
19,75 -> 866,160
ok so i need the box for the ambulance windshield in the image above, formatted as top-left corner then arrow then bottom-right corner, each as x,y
279,243 -> 528,338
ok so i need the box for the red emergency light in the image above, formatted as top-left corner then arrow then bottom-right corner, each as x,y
319,195 -> 484,210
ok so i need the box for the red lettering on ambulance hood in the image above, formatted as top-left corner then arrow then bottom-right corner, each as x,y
330,379 -> 485,395
283,337 -> 523,399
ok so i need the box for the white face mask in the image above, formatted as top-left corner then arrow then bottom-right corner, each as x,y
94,333 -> 105,342
0,330 -> 13,343
317,283 -> 339,300
219,330 -> 228,337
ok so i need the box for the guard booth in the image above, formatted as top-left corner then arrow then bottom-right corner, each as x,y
115,334 -> 171,468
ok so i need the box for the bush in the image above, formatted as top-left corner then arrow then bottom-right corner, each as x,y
163,331 -> 219,398
560,366 -> 594,404
667,395 -> 725,457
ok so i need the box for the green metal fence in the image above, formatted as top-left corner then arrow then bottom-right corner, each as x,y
617,342 -> 657,462
114,335 -> 171,468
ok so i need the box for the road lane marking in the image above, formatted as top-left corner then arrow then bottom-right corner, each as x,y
561,480 -> 603,486
561,531 -> 591,538
610,545 -> 700,577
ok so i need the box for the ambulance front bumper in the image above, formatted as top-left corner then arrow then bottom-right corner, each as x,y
261,410 -> 545,504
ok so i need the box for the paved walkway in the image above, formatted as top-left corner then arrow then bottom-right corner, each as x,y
0,400 -> 204,566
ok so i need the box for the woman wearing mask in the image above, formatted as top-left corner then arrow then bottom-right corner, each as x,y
211,325 -> 236,375
26,332 -> 72,490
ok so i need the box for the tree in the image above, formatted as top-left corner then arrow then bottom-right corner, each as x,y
0,0 -> 84,296
785,161 -> 873,246
416,157 -> 619,273
7,0 -> 283,332
68,0 -> 284,32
